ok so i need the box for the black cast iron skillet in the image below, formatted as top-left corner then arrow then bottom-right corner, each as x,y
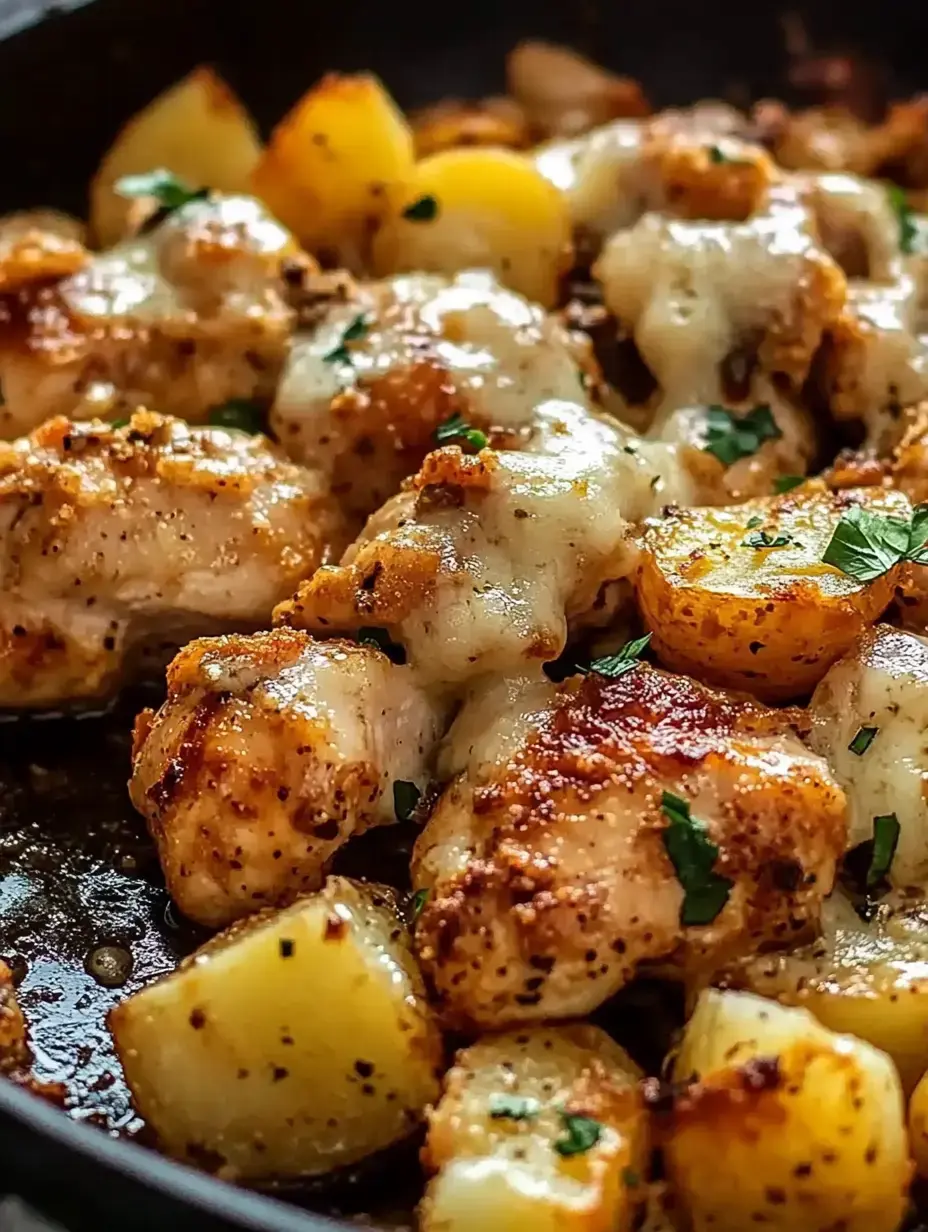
0,0 -> 926,1228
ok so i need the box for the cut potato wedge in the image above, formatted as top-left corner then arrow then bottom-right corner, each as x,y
908,1069 -> 928,1177
664,990 -> 910,1232
251,73 -> 414,268
370,147 -> 572,307
421,1025 -> 648,1232
109,878 -> 443,1180
634,483 -> 910,701
717,892 -> 928,1093
90,67 -> 262,248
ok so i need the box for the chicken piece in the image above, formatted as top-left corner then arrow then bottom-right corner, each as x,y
275,404 -> 694,691
410,97 -> 532,157
270,269 -> 599,525
129,629 -> 444,928
809,624 -> 928,886
0,411 -> 336,708
763,99 -> 928,180
0,960 -> 29,1075
0,193 -> 311,437
412,663 -> 846,1030
0,209 -> 88,292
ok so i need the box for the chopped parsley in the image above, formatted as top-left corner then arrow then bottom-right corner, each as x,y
409,887 -> 430,923
208,399 -> 265,434
848,726 -> 878,756
887,185 -> 919,256
553,1112 -> 603,1157
774,474 -> 804,494
434,412 -> 488,452
111,417 -> 130,429
821,503 -> 928,582
402,194 -> 439,222
489,1094 -> 540,1121
622,1167 -> 641,1188
115,169 -> 209,230
582,632 -> 652,680
393,780 -> 421,823
707,144 -> 727,164
661,791 -> 732,926
867,813 -> 901,887
357,626 -> 407,664
743,530 -> 793,549
323,313 -> 369,365
703,404 -> 781,466
746,516 -> 763,529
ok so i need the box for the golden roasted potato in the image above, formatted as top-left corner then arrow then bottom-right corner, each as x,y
717,893 -> 928,1093
635,484 -> 911,701
370,147 -> 572,307
421,1025 -> 648,1232
90,67 -> 262,248
664,989 -> 911,1232
908,1068 -> 928,1177
251,73 -> 414,267
109,878 -> 443,1181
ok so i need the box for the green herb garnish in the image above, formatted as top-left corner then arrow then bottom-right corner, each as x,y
410,887 -> 430,923
115,169 -> 209,229
848,726 -> 878,756
661,791 -> 732,926
553,1112 -> 603,1157
393,780 -> 421,823
582,633 -> 652,680
111,417 -> 130,429
622,1167 -> 641,1188
774,474 -> 804,494
703,404 -> 781,466
867,813 -> 901,887
434,412 -> 488,452
402,195 -> 439,222
743,530 -> 793,549
746,516 -> 763,529
357,626 -> 407,664
323,313 -> 369,365
887,185 -> 919,256
208,400 -> 265,434
489,1094 -> 540,1121
821,503 -> 928,582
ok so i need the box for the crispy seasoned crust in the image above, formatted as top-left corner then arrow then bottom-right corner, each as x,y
413,664 -> 845,1030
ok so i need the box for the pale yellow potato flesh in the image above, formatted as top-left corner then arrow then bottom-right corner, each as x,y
109,878 -> 443,1181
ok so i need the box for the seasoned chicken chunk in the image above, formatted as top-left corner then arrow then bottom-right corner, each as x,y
0,411 -> 336,708
270,269 -> 599,524
809,624 -> 928,885
275,408 -> 692,690
412,663 -> 846,1030
0,194 -> 310,437
130,629 -> 444,927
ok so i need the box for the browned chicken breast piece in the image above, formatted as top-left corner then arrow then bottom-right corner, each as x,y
129,629 -> 444,928
0,411 -> 337,708
412,664 -> 846,1030
0,194 -> 310,436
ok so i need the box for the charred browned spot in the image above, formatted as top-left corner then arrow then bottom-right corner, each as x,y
184,1142 -> 226,1173
146,692 -> 227,814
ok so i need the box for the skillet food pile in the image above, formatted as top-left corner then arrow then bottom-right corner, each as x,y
11,34 -> 928,1231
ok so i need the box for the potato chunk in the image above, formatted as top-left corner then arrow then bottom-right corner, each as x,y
908,1068 -> 928,1177
809,624 -> 928,884
90,68 -> 262,247
251,74 -> 414,267
370,147 -> 572,307
664,990 -> 910,1232
717,892 -> 928,1093
109,878 -> 443,1180
635,484 -> 909,700
421,1025 -> 648,1232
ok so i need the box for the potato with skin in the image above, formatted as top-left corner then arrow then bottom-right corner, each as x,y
716,892 -> 928,1093
109,878 -> 443,1181
421,1025 -> 648,1232
663,989 -> 911,1232
635,483 -> 910,701
90,68 -> 262,248
251,74 -> 414,268
370,147 -> 573,307
909,1070 -> 928,1177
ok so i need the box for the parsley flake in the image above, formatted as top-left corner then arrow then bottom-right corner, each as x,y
402,195 -> 439,222
867,813 -> 901,887
582,632 -> 652,680
821,504 -> 927,582
323,313 -> 369,365
887,185 -> 919,255
115,169 -> 210,230
746,516 -> 763,529
409,887 -> 430,924
743,530 -> 793,549
208,399 -> 265,434
393,780 -> 421,823
661,791 -> 732,926
489,1094 -> 540,1121
703,404 -> 781,466
622,1167 -> 641,1188
707,144 -> 727,163
434,412 -> 488,452
848,726 -> 878,756
774,474 -> 804,494
553,1112 -> 603,1157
